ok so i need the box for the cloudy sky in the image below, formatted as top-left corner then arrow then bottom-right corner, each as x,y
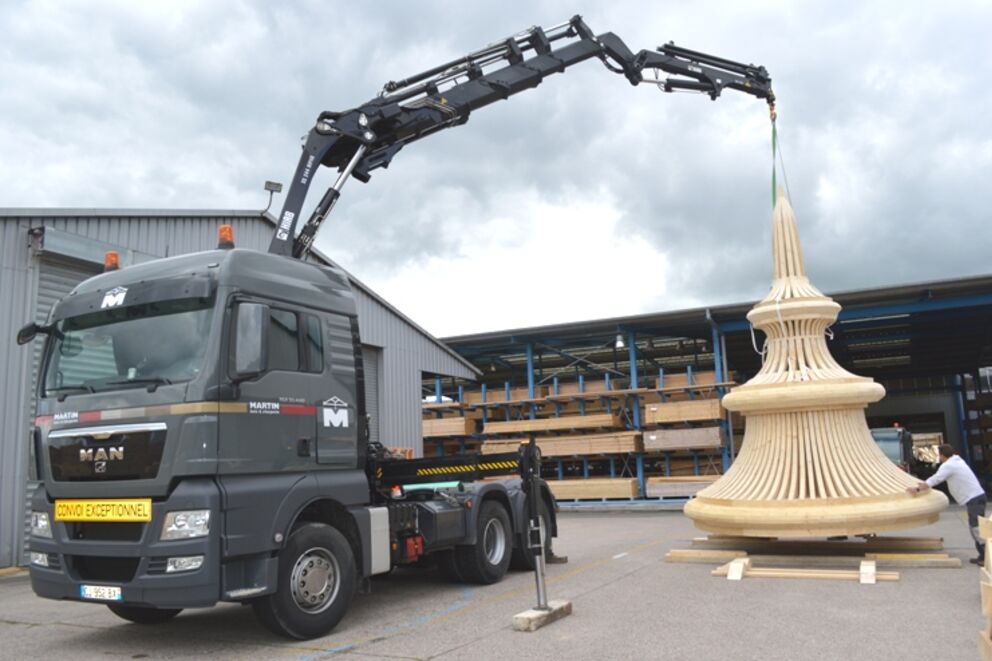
3,1 -> 989,337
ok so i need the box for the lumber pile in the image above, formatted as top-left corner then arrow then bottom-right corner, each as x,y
423,417 -> 476,438
645,475 -> 718,498
483,413 -> 620,435
548,478 -> 638,500
480,431 -> 642,457
644,427 -> 722,451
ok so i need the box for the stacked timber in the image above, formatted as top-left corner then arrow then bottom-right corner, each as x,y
424,367 -> 729,500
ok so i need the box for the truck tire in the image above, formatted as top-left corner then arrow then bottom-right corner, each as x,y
510,496 -> 552,571
454,500 -> 512,584
107,604 -> 182,624
253,522 -> 356,639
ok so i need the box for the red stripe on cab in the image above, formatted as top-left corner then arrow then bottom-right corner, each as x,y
281,404 -> 317,416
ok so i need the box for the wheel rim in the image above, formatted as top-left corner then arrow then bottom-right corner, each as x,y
290,546 -> 341,614
483,517 -> 507,564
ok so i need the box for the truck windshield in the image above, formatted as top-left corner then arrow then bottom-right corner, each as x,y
43,297 -> 214,396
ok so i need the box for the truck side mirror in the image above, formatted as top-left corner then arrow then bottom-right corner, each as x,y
17,323 -> 40,345
233,302 -> 269,380
17,322 -> 60,346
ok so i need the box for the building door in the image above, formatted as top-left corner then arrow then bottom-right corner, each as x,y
362,346 -> 381,446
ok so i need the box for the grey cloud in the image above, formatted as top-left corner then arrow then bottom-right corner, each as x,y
1,0 -> 989,325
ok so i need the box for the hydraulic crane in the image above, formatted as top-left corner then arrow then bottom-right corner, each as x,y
268,15 -> 775,259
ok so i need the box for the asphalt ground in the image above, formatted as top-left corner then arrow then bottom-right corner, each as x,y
0,507 -> 983,660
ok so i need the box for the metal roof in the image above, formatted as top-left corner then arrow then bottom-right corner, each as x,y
0,208 -> 480,377
443,274 -> 992,381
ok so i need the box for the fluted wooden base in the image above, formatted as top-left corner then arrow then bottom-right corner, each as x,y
684,410 -> 948,537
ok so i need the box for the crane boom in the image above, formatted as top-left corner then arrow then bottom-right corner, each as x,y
268,15 -> 774,259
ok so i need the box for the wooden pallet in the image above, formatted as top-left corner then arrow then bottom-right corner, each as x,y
711,557 -> 897,583
664,535 -> 962,583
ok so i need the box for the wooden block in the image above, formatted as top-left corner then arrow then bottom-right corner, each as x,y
646,476 -> 718,498
484,413 -> 620,435
422,417 -> 474,438
644,427 -> 723,450
981,581 -> 992,618
548,478 -> 637,500
726,557 -> 751,580
980,515 -> 992,541
979,629 -> 992,661
859,560 -> 876,585
644,399 -> 723,424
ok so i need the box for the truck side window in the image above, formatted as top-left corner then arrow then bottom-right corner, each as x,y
304,315 -> 323,373
268,309 -> 300,371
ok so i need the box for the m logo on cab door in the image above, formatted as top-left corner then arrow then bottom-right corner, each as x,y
322,396 -> 350,428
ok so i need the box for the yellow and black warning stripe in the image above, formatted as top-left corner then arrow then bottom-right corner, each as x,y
414,460 -> 518,477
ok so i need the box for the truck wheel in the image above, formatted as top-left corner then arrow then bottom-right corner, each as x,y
510,496 -> 552,571
107,604 -> 182,624
253,522 -> 356,639
455,500 -> 512,584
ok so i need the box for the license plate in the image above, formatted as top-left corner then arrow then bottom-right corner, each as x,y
80,584 -> 122,601
54,499 -> 152,522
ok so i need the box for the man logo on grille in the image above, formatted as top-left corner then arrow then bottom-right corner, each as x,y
322,396 -> 350,428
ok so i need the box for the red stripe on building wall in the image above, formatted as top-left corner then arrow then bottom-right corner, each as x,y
281,404 -> 317,416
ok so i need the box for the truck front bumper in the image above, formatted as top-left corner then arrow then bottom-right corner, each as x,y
29,478 -> 221,609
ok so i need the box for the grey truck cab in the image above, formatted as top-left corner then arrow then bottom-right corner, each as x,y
22,245 -> 555,639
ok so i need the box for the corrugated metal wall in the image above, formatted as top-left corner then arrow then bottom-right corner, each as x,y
0,211 -> 475,567
0,219 -> 37,568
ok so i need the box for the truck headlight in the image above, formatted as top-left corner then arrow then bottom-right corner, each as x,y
161,510 -> 210,540
31,511 -> 52,539
30,551 -> 49,567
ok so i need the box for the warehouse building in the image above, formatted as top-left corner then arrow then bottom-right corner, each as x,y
0,208 -> 478,567
426,276 -> 992,502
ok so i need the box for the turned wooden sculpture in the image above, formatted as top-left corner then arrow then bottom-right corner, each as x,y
683,192 -> 947,537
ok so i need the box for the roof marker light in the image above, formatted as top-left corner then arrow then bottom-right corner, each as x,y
217,224 -> 235,249
104,251 -> 120,272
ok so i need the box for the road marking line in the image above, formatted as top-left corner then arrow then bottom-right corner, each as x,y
612,552 -> 629,560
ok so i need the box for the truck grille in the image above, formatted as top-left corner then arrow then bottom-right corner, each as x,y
48,423 -> 166,481
69,555 -> 140,583
68,522 -> 144,542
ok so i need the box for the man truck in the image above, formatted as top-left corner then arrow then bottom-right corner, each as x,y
18,15 -> 774,639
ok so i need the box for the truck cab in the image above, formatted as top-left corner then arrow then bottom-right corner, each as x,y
23,245 -> 555,639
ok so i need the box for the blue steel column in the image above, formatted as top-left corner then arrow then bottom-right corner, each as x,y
435,377 -> 444,456
954,374 -> 973,467
526,343 -> 536,420
713,324 -> 731,472
628,331 -> 645,498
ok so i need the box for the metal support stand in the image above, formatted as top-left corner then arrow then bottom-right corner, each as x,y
513,434 -> 572,631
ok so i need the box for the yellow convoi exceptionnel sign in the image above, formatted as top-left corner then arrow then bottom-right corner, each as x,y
54,499 -> 152,522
